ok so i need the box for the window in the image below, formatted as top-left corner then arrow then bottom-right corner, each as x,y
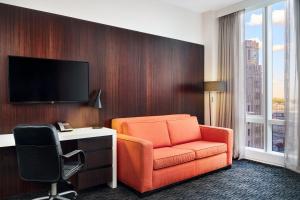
244,1 -> 287,153
246,122 -> 264,149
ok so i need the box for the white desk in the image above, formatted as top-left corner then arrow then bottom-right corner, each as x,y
0,127 -> 117,189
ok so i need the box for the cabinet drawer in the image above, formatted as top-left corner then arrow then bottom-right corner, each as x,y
78,167 -> 112,189
78,136 -> 112,151
85,149 -> 112,169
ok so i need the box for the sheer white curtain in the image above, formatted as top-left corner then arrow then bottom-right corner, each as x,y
285,0 -> 300,173
216,11 -> 245,159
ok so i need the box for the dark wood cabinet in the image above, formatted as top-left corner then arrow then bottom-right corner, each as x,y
69,135 -> 113,190
78,136 -> 112,151
84,149 -> 112,169
0,128 -> 116,199
78,167 -> 112,189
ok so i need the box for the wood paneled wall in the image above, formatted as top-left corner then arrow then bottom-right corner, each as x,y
0,3 -> 204,198
0,3 -> 204,134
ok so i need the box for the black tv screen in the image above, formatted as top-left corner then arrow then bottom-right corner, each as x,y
9,56 -> 89,103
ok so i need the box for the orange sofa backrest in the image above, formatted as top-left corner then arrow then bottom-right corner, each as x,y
123,121 -> 171,148
112,114 -> 191,134
167,116 -> 201,145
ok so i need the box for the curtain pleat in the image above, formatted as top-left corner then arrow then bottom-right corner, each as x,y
216,11 -> 244,158
285,0 -> 300,173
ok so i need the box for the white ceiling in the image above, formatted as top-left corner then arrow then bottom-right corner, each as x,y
159,0 -> 244,13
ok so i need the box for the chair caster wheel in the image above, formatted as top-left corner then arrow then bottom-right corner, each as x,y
72,194 -> 78,200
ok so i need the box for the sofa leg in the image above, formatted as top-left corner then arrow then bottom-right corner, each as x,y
225,165 -> 232,170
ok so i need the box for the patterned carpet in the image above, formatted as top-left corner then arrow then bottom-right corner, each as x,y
8,160 -> 300,200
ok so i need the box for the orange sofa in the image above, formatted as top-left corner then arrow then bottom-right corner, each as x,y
112,114 -> 233,193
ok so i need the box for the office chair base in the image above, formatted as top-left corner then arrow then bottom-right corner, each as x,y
32,191 -> 77,200
33,183 -> 78,200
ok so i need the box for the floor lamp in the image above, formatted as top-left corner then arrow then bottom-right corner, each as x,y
204,81 -> 226,126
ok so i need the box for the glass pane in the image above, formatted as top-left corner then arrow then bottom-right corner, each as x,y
271,1 -> 286,153
271,1 -> 286,120
272,125 -> 285,152
245,8 -> 264,116
246,122 -> 264,149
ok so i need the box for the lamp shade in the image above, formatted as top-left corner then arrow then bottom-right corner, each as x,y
89,89 -> 102,109
204,81 -> 226,92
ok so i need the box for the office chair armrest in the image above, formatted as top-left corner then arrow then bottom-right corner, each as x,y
62,150 -> 86,165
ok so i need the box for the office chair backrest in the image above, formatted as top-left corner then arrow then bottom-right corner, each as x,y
13,124 -> 63,182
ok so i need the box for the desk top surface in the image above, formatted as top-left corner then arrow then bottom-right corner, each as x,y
0,127 -> 116,148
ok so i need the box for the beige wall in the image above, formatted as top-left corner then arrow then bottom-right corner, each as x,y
201,11 -> 219,125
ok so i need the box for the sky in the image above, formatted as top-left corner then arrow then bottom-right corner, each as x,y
245,1 -> 286,99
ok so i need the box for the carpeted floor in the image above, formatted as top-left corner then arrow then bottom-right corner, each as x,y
8,160 -> 300,200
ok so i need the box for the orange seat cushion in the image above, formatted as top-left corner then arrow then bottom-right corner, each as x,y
153,147 -> 195,170
167,116 -> 201,145
123,121 -> 171,148
173,141 -> 227,159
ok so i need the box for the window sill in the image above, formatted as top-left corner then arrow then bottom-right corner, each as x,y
244,147 -> 284,167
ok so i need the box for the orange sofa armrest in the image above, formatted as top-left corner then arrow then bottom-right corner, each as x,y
199,125 -> 233,165
117,134 -> 153,192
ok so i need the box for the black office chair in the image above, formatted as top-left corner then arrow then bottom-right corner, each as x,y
13,124 -> 85,200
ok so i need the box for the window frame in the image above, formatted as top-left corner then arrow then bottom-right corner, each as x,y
244,0 -> 287,162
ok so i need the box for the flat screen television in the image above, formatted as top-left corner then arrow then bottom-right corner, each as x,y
9,56 -> 89,103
